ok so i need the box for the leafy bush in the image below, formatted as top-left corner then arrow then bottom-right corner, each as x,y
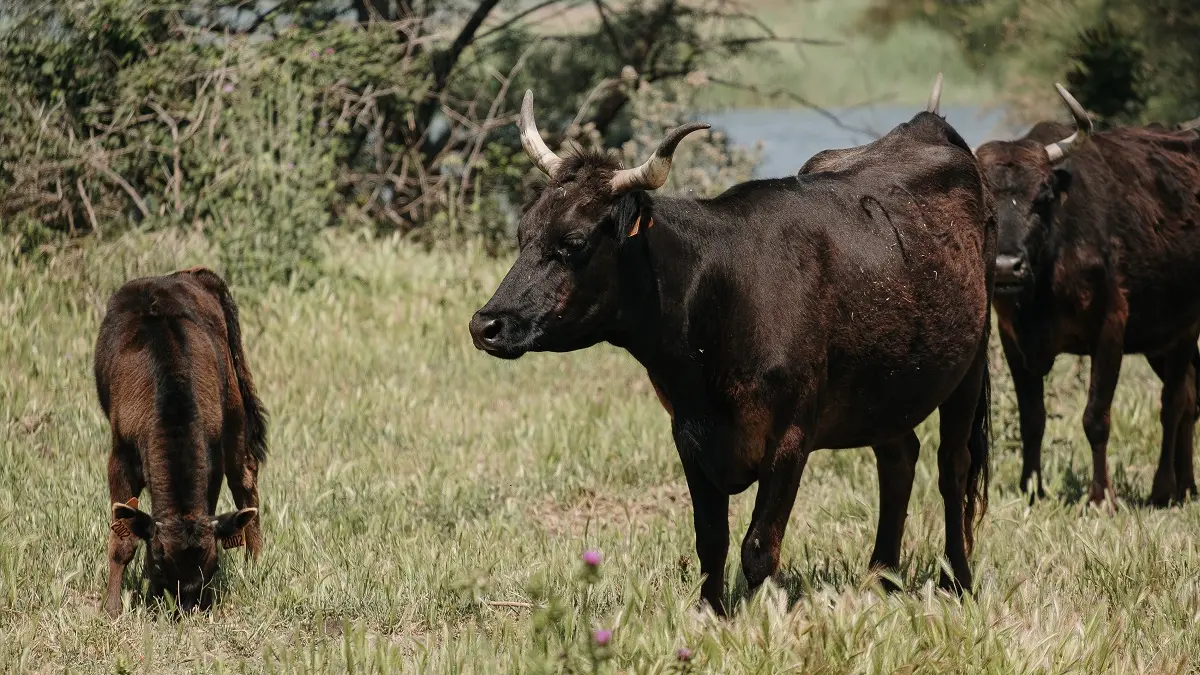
860,0 -> 1200,127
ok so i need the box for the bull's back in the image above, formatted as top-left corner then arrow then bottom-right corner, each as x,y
713,151 -> 991,446
1087,132 -> 1200,350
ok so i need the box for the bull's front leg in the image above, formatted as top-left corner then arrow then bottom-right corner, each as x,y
678,449 -> 730,616
1000,331 -> 1047,501
740,426 -> 808,593
1083,302 -> 1127,507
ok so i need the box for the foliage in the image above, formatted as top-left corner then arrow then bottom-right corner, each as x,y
0,0 -> 775,274
859,0 -> 1200,127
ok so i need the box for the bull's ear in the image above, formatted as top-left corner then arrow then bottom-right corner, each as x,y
112,502 -> 155,541
1051,167 -> 1073,195
613,192 -> 650,246
212,508 -> 257,549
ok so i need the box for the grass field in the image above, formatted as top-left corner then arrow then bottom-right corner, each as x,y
2,231 -> 1199,673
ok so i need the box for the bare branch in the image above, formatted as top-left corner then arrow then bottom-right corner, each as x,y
705,76 -> 886,138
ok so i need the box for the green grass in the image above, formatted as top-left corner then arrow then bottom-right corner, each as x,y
2,231 -> 1199,673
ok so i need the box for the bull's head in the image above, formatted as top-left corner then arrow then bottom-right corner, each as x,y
975,84 -> 1093,294
111,502 -> 257,612
468,91 -> 708,358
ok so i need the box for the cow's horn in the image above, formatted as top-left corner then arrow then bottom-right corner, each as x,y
1044,83 -> 1093,164
610,122 -> 710,193
518,90 -> 563,178
927,72 -> 943,114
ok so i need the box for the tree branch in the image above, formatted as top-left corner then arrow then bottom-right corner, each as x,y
705,76 -> 886,138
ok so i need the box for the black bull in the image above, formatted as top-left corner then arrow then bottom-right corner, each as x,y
470,82 -> 996,615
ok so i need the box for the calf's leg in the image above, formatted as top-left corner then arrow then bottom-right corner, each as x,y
104,440 -> 144,618
869,431 -> 920,591
1000,331 -> 1047,500
224,439 -> 263,559
740,426 -> 808,594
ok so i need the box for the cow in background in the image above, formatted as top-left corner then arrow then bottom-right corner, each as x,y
977,85 -> 1200,506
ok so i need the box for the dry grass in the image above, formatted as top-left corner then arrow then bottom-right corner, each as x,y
1,231 -> 1198,673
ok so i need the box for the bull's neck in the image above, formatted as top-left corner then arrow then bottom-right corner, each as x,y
606,196 -> 716,370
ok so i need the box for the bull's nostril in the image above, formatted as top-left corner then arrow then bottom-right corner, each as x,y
1012,258 -> 1024,273
481,319 -> 503,342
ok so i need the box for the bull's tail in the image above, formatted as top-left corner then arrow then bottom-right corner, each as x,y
184,267 -> 269,463
1192,344 -> 1200,421
964,355 -> 991,556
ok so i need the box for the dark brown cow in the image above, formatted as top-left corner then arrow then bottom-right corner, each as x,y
469,78 -> 996,615
977,84 -> 1200,506
95,267 -> 267,616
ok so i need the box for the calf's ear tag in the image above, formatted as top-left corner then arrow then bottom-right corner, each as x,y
111,520 -> 132,539
221,531 -> 246,550
110,497 -> 141,539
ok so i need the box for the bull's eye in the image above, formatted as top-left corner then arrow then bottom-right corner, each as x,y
560,234 -> 588,257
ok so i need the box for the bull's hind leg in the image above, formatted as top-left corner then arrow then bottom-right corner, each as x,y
936,355 -> 987,594
869,431 -> 920,591
1147,342 -> 1196,505
224,438 -> 262,559
740,426 -> 809,593
104,438 -> 144,618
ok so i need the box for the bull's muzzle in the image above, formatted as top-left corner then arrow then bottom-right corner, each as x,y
995,254 -> 1031,292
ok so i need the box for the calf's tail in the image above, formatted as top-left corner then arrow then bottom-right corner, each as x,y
964,353 -> 991,556
185,267 -> 269,463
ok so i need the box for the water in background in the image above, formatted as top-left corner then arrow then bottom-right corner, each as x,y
707,105 -> 1024,179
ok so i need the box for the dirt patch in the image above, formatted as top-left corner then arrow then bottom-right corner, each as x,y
527,483 -> 690,537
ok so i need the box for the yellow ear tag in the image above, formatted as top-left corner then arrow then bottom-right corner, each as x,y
628,212 -> 643,237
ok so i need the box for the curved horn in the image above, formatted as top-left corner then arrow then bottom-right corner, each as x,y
609,122 -> 711,193
926,72 -> 943,114
517,90 -> 563,177
1043,83 -> 1093,165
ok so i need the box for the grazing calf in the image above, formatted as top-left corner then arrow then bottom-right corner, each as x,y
95,267 -> 267,616
470,78 -> 995,615
977,84 -> 1200,505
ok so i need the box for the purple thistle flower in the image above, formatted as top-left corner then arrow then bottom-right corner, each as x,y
582,550 -> 602,567
324,47 -> 335,56
309,50 -> 319,59
593,629 -> 612,646
677,647 -> 692,661
222,83 -> 233,93
318,120 -> 328,129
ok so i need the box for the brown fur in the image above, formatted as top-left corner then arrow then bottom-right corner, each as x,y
979,122 -> 1200,505
94,267 -> 267,617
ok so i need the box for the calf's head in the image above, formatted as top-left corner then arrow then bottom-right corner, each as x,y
112,502 -> 257,612
975,84 -> 1093,293
469,91 -> 707,358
